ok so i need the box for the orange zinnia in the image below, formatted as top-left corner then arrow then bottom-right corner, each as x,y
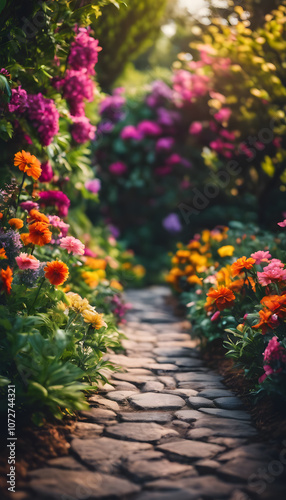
14,150 -> 42,180
0,248 -> 7,259
44,260 -> 69,286
207,285 -> 235,311
28,222 -> 52,246
20,233 -> 31,246
261,294 -> 286,318
0,266 -> 13,294
27,209 -> 49,225
231,256 -> 256,277
253,309 -> 276,335
8,218 -> 24,230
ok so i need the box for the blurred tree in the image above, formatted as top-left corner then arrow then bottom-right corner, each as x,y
208,0 -> 283,28
93,0 -> 167,90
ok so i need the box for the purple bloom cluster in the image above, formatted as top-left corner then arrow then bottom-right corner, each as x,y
162,213 -> 182,233
26,93 -> 59,146
0,229 -> 23,266
110,294 -> 132,322
146,80 -> 174,108
8,86 -> 28,113
68,27 -> 102,75
39,190 -> 70,217
55,69 -> 94,115
71,115 -> 96,144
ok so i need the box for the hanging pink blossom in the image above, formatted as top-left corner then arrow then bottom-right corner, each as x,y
39,161 -> 54,183
71,116 -> 96,143
68,28 -> 102,75
27,93 -> 59,146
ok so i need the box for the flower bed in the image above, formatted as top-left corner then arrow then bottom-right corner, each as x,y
166,220 -> 286,403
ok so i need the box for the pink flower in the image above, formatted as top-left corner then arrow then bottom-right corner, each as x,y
189,121 -> 203,135
68,28 -> 102,75
263,259 -> 284,270
109,162 -> 127,175
48,216 -> 69,238
156,137 -> 174,151
60,236 -> 85,255
211,311 -> 220,321
257,267 -> 286,286
39,191 -> 70,217
278,219 -> 286,227
137,120 -> 162,136
120,125 -> 142,141
27,93 -> 59,146
214,107 -> 232,124
250,250 -> 272,265
16,252 -> 40,270
8,86 -> 28,113
85,179 -> 101,194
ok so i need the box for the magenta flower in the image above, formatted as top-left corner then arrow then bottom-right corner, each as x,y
39,191 -> 70,217
20,201 -> 39,212
156,137 -> 175,151
68,28 -> 102,75
109,162 -> 127,175
137,120 -> 162,136
39,161 -> 54,183
211,311 -> 220,322
60,236 -> 85,255
214,107 -> 232,124
154,166 -> 172,176
71,116 -> 96,143
250,250 -> 272,265
8,86 -> 28,113
189,121 -> 203,135
120,125 -> 142,141
85,179 -> 101,194
16,252 -> 40,270
27,93 -> 59,146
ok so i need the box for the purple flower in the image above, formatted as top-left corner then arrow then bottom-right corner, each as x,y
99,93 -> 126,120
8,86 -> 28,113
54,69 -> 94,116
108,224 -> 120,238
146,80 -> 173,107
71,116 -> 96,143
0,229 -> 23,266
39,161 -> 54,183
156,107 -> 179,127
27,93 -> 59,146
39,191 -> 70,217
20,201 -> 39,212
68,28 -> 102,75
85,179 -> 101,194
156,137 -> 175,152
162,213 -> 182,233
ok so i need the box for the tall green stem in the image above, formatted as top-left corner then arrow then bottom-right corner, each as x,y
28,277 -> 45,314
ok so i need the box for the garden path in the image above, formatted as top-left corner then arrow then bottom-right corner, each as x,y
25,287 -> 285,500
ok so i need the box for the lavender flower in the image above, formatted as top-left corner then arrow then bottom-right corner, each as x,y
162,213 -> 182,233
0,229 -> 23,266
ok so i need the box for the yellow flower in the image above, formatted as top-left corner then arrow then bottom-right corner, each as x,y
66,292 -> 91,313
186,275 -> 203,286
85,257 -> 107,270
82,310 -> 107,329
217,245 -> 235,257
122,262 -> 132,270
132,264 -> 146,278
110,279 -> 123,291
82,270 -> 106,288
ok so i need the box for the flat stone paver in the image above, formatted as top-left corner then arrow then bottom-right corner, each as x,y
25,286 -> 285,500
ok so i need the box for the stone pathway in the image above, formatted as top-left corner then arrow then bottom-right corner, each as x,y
24,287 -> 286,500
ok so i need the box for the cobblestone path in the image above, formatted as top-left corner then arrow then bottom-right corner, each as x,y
26,287 -> 285,500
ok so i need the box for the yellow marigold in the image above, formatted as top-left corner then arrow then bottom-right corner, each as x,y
8,218 -> 24,230
202,229 -> 211,243
66,291 -> 91,313
216,266 -> 232,287
187,241 -> 201,250
187,275 -> 203,286
217,245 -> 235,257
82,270 -> 105,288
82,310 -> 107,329
110,279 -> 123,291
85,257 -> 107,270
132,264 -> 146,278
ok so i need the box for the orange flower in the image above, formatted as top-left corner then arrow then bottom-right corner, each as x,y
84,257 -> 107,270
253,309 -> 276,335
187,275 -> 202,286
0,248 -> 7,259
207,285 -> 235,311
8,218 -> 24,230
231,256 -> 256,277
28,209 -> 49,225
260,294 -> 286,318
44,260 -> 69,286
0,213 -> 3,220
20,233 -> 31,246
28,222 -> 52,246
229,278 -> 245,293
14,150 -> 42,180
204,294 -> 216,313
1,266 -> 13,294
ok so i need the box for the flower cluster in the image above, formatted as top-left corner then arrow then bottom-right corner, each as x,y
26,93 -> 59,146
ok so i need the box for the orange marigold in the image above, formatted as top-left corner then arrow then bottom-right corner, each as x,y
28,222 -> 52,246
20,233 -> 31,246
1,266 -> 13,294
14,150 -> 42,180
28,209 -> 49,225
8,218 -> 24,230
44,260 -> 69,286
207,285 -> 235,311
260,294 -> 286,318
231,256 -> 256,277
253,309 -> 276,335
0,248 -> 7,259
